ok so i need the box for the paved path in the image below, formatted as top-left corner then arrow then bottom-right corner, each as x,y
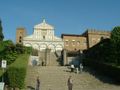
25,66 -> 120,90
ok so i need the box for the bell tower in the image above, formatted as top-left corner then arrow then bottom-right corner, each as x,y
16,27 -> 26,44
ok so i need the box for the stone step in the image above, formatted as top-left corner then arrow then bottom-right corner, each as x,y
25,66 -> 120,90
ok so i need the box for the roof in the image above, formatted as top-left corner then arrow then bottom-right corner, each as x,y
34,19 -> 54,30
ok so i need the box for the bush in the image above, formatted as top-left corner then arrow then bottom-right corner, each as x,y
15,44 -> 25,54
0,41 -> 31,65
84,37 -> 120,82
5,54 -> 29,89
32,49 -> 38,56
25,46 -> 32,54
85,60 -> 120,81
0,40 -> 17,64
7,67 -> 26,89
110,26 -> 120,65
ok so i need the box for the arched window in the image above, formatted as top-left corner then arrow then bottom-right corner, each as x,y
19,40 -> 21,43
19,36 -> 22,39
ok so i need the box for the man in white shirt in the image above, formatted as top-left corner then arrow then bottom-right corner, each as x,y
71,64 -> 74,72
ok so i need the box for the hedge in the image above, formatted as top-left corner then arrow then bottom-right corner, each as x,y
7,67 -> 26,88
83,38 -> 120,82
84,59 -> 120,82
5,54 -> 29,89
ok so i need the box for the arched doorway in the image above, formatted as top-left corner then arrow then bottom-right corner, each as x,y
40,44 -> 47,51
55,44 -> 63,51
48,44 -> 55,52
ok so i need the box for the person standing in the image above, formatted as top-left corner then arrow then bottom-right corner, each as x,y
79,63 -> 83,73
71,64 -> 74,72
36,76 -> 40,90
67,76 -> 73,90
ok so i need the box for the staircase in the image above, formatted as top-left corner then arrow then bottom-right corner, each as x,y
25,66 -> 120,90
39,51 -> 62,66
49,52 -> 60,66
25,66 -> 69,90
55,50 -> 62,57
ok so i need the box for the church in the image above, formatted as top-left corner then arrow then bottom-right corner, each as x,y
16,19 -> 110,66
16,19 -> 64,52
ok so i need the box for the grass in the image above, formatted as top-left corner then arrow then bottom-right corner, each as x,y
0,68 -> 3,77
9,54 -> 29,68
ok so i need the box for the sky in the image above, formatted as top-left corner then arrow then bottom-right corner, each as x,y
0,0 -> 120,42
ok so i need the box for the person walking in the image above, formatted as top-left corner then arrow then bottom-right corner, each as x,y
79,63 -> 83,73
67,76 -> 73,90
36,76 -> 40,90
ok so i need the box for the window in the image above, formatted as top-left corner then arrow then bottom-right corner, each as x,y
19,36 -> 22,39
41,30 -> 47,35
65,40 -> 69,46
19,40 -> 21,43
72,40 -> 75,46
77,41 -> 80,46
43,36 -> 45,40
65,41 -> 69,46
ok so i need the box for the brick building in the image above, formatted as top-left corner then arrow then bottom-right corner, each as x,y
61,34 -> 87,51
82,29 -> 111,48
62,30 -> 111,65
62,29 -> 111,51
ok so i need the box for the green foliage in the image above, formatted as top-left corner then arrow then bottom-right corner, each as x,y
6,54 -> 29,89
111,26 -> 120,45
7,67 -> 26,88
85,39 -> 112,64
32,48 -> 38,56
85,26 -> 120,65
0,40 -> 31,65
0,40 -> 13,52
15,44 -> 26,54
84,27 -> 120,81
10,54 -> 29,68
0,20 -> 4,42
0,40 -> 16,65
110,26 -> 120,65
15,44 -> 32,54
25,46 -> 32,54
3,52 -> 17,65
85,61 -> 120,81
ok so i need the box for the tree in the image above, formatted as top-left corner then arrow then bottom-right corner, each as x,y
111,26 -> 120,45
111,26 -> 120,65
0,40 -> 17,65
0,19 -> 4,42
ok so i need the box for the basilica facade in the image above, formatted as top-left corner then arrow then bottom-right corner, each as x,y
16,20 -> 111,66
16,19 -> 64,52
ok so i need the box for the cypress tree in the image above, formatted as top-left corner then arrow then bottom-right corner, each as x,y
0,19 -> 4,42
